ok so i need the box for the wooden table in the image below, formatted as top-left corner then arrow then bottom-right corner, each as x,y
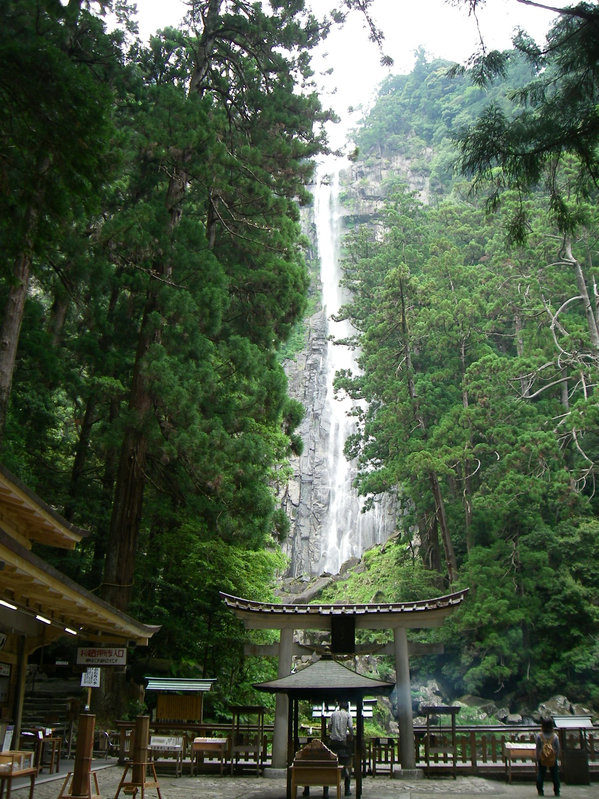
36,736 -> 61,774
0,768 -> 36,799
147,736 -> 184,777
504,742 -> 537,783
191,738 -> 228,775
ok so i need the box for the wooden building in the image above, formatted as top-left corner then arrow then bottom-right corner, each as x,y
0,464 -> 159,742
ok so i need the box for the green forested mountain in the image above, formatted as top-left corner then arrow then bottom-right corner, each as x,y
328,21 -> 599,706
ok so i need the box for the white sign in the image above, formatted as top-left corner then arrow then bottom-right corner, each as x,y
0,633 -> 6,650
2,725 -> 14,751
77,647 -> 127,666
0,662 -> 10,677
81,667 -> 101,688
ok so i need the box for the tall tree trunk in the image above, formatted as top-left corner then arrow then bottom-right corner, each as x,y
64,396 -> 97,522
563,238 -> 599,354
398,278 -> 457,583
48,292 -> 70,349
428,471 -> 458,584
101,0 -> 224,611
0,253 -> 32,444
102,304 -> 156,609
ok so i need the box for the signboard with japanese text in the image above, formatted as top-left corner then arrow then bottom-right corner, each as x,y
77,647 -> 127,666
81,668 -> 101,688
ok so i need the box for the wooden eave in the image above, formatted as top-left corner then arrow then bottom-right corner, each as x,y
220,589 -> 468,631
0,527 -> 160,645
0,463 -> 88,549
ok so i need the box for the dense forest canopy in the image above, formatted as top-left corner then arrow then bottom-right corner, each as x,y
1,0 -> 335,714
332,0 -> 599,705
2,0 -> 599,716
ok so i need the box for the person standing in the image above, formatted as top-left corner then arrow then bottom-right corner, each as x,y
536,718 -> 560,796
328,700 -> 354,797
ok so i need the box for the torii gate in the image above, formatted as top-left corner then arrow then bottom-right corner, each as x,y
220,588 -> 468,771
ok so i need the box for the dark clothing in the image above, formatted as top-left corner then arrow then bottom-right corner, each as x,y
536,732 -> 560,796
327,738 -> 352,767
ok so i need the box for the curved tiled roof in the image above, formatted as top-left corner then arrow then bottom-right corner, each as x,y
220,588 -> 468,630
255,656 -> 394,699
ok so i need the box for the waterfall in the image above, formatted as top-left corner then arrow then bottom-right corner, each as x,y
315,164 -> 361,574
281,159 -> 396,577
314,163 -> 396,575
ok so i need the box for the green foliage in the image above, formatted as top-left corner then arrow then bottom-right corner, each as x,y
1,0 -> 331,711
335,42 -> 599,703
352,50 -> 535,200
316,538 -> 440,606
130,529 -> 286,711
457,3 -> 599,239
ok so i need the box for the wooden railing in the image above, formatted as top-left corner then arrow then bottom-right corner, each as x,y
411,725 -> 599,776
113,721 -> 599,778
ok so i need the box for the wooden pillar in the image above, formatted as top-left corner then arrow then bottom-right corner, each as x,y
131,716 -> 150,785
12,636 -> 27,746
285,697 -> 295,799
355,697 -> 363,799
394,626 -> 415,770
71,714 -> 95,798
272,627 -> 294,769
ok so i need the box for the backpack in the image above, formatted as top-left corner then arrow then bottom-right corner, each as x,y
540,734 -> 556,767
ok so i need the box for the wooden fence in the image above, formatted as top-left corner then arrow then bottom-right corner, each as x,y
113,721 -> 599,779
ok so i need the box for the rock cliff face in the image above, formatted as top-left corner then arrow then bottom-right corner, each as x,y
280,164 -> 397,578
280,306 -> 330,576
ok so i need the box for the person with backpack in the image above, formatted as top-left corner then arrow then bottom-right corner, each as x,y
536,718 -> 560,796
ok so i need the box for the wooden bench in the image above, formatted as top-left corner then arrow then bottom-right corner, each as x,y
290,740 -> 343,799
191,737 -> 228,775
503,741 -> 537,783
147,736 -> 184,777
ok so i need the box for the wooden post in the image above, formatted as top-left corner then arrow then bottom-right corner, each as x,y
71,714 -> 95,798
356,698 -> 363,799
132,716 -> 150,785
286,698 -> 295,799
12,636 -> 27,746
470,730 -> 477,769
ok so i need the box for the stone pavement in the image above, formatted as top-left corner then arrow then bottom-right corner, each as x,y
20,765 -> 599,799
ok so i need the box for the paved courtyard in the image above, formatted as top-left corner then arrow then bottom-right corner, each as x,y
19,764 -> 599,799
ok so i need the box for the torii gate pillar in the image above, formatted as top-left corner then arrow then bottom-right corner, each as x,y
272,627 -> 293,768
394,626 -> 415,769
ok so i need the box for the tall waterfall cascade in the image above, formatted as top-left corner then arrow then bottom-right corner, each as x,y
281,162 -> 397,577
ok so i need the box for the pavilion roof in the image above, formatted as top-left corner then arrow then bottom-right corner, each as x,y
145,677 -> 216,692
254,657 -> 394,701
220,588 -> 468,631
